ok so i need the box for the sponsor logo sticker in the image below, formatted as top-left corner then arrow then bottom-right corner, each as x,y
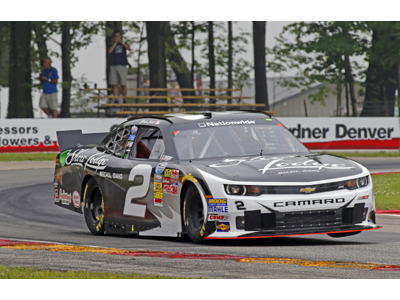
181,173 -> 198,183
163,184 -> 171,194
54,189 -> 59,202
171,169 -> 179,180
59,189 -> 71,205
164,168 -> 172,178
208,198 -> 228,213
216,222 -> 230,232
72,191 -> 81,208
162,177 -> 170,184
208,214 -> 230,221
154,174 -> 162,182
154,191 -> 163,199
155,162 -> 167,174
154,182 -> 163,192
198,120 -> 255,128
154,198 -> 163,207
161,155 -> 173,162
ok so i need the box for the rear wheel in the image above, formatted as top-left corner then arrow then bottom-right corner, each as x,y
183,185 -> 212,244
83,178 -> 105,235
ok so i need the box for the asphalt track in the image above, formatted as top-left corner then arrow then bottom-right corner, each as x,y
0,158 -> 400,278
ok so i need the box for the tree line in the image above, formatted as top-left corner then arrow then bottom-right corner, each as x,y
0,21 -> 268,118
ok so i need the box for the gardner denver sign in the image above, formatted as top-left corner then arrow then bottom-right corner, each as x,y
279,117 -> 400,150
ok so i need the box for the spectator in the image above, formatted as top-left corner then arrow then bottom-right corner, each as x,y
108,30 -> 131,103
39,57 -> 59,118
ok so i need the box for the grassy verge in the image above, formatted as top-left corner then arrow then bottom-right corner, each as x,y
0,265 -> 184,279
316,151 -> 400,158
372,173 -> 400,210
0,152 -> 57,162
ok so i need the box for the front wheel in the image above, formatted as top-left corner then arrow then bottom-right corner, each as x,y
83,178 -> 105,235
183,185 -> 212,243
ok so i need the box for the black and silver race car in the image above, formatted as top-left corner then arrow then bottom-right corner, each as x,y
54,111 -> 381,243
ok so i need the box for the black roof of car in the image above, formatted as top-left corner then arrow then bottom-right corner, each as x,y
128,110 -> 273,125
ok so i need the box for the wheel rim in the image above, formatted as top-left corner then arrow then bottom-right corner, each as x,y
188,191 -> 204,231
90,187 -> 103,222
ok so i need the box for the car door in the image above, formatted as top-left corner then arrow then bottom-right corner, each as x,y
101,124 -> 167,233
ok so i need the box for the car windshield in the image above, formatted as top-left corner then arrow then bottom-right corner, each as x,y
172,123 -> 310,160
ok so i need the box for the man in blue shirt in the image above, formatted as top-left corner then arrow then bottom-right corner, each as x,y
108,30 -> 131,103
39,57 -> 59,118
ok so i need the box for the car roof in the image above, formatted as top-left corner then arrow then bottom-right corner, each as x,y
127,110 -> 273,125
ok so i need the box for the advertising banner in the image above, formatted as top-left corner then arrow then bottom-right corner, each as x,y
0,118 -> 125,153
278,117 -> 400,151
1,117 -> 399,153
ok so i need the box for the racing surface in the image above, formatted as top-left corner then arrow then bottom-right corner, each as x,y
0,160 -> 400,278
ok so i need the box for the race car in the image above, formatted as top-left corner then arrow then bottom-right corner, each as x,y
54,111 -> 381,243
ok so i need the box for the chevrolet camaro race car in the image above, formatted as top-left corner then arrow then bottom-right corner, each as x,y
54,111 -> 381,243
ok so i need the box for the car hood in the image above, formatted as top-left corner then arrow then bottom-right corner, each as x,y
191,154 -> 366,183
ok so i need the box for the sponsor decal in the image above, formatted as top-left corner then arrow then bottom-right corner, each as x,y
357,195 -> 369,200
99,172 -> 123,179
154,174 -> 162,182
131,126 -> 138,133
155,120 -> 161,125
181,173 -> 198,183
198,120 -> 255,128
127,141 -> 133,147
272,198 -> 345,207
208,198 -> 228,213
216,222 -> 230,232
171,179 -> 179,185
174,131 -> 180,136
164,168 -> 172,178
139,119 -> 158,125
154,182 -> 163,192
300,187 -> 316,193
154,198 -> 163,207
129,135 -> 136,140
65,149 -> 110,171
205,195 -> 213,198
171,169 -> 179,180
162,177 -> 170,184
171,185 -> 178,195
258,158 -> 354,175
161,155 -> 173,161
54,189 -> 59,202
208,214 -> 230,221
155,162 -> 167,174
72,191 -> 81,208
163,184 -> 171,194
59,189 -> 71,205
154,191 -> 163,199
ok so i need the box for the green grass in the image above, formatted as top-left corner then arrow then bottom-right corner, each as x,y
0,265 -> 185,279
372,173 -> 400,210
0,152 -> 57,162
316,151 -> 400,158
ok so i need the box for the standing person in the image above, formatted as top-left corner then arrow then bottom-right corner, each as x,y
39,57 -> 59,118
108,30 -> 131,103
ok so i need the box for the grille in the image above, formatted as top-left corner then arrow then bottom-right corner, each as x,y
256,181 -> 348,195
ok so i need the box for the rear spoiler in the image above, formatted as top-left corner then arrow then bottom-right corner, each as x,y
56,130 -> 109,152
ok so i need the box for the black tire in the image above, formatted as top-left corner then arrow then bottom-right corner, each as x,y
183,185 -> 212,244
83,178 -> 105,235
328,231 -> 361,238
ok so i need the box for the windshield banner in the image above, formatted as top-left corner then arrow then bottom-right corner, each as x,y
278,117 -> 400,151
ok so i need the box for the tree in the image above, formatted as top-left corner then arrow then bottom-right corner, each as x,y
227,21 -> 233,101
165,22 -> 193,99
361,22 -> 400,116
208,21 -> 216,103
146,21 -> 168,107
269,21 -> 369,116
253,21 -> 269,108
7,21 -> 33,118
48,21 -> 99,117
